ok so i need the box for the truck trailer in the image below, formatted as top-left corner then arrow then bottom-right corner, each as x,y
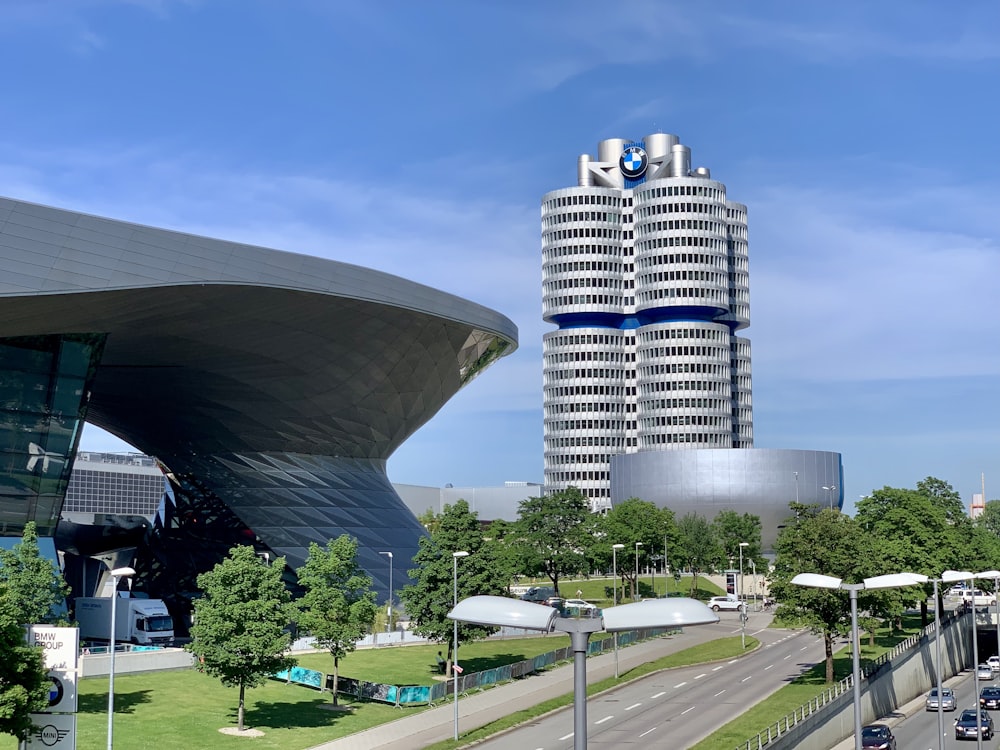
75,595 -> 174,646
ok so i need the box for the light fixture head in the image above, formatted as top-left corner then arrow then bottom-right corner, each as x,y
110,566 -> 136,578
791,572 -> 842,589
739,542 -> 750,548
453,551 -> 469,558
602,598 -> 719,631
447,595 -> 557,631
612,543 -> 625,549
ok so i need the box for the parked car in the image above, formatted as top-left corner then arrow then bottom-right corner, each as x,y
926,686 -> 957,711
520,587 -> 556,603
988,655 -> 1000,672
707,596 -> 745,612
860,723 -> 896,749
955,708 -> 995,740
543,595 -> 565,610
981,686 -> 1000,710
962,589 -> 997,607
563,598 -> 599,615
978,663 -> 994,680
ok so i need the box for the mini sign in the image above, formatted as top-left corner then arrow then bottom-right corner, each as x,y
25,713 -> 75,748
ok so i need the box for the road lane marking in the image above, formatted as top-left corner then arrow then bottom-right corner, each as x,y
625,703 -> 642,711
595,716 -> 613,725
674,682 -> 687,688
783,654 -> 791,659
741,676 -> 752,683
639,727 -> 657,738
651,691 -> 666,699
713,690 -> 725,697
681,706 -> 696,715
764,664 -> 774,670
694,673 -> 707,680
559,733 -> 574,740
712,665 -> 724,671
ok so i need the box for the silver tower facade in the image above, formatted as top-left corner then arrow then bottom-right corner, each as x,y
542,134 -> 752,511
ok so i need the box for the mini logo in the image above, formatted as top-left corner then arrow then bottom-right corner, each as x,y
33,724 -> 70,747
619,146 -> 648,178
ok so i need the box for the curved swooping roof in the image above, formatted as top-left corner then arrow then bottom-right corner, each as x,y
0,196 -> 517,595
0,197 -> 517,461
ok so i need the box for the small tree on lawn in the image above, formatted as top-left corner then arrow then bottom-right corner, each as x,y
187,545 -> 295,731
0,522 -> 70,625
295,535 -> 377,706
0,586 -> 49,741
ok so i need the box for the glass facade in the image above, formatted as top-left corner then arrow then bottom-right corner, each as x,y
0,334 -> 105,537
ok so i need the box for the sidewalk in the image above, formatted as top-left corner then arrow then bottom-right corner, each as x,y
307,613 -> 773,750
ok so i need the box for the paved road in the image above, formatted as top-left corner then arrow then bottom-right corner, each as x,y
472,622 -> 825,749
307,610 -> 800,750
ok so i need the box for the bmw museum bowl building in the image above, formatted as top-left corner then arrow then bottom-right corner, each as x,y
0,196 -> 517,625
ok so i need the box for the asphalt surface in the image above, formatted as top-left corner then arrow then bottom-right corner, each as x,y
306,610 -> 788,750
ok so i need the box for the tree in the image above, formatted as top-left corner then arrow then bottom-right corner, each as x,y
400,499 -> 508,675
295,535 -> 377,706
0,522 -> 70,625
677,513 -> 722,596
979,500 -> 1000,539
187,545 -> 295,731
0,588 -> 49,741
770,504 -> 876,682
514,488 -> 591,594
594,498 -> 677,600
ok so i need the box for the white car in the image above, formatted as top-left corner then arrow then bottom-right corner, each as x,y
563,598 -> 598,614
988,655 -> 1000,672
708,596 -> 746,612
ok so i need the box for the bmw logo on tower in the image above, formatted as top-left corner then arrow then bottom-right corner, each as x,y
619,145 -> 648,179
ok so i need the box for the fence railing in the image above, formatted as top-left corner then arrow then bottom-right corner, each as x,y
732,610 -> 958,750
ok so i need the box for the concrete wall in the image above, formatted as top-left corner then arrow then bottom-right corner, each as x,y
764,614 -> 971,750
81,648 -> 196,678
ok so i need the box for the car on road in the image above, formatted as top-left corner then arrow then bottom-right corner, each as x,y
955,708 -> 995,740
926,686 -> 957,711
989,655 -> 1000,672
962,589 -> 997,607
520,587 -> 556,603
978,663 -> 994,680
860,723 -> 896,749
543,595 -> 565,610
981,686 -> 1000,710
563,598 -> 598,615
707,595 -> 746,612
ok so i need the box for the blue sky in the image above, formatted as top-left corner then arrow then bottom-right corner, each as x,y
2,1 -> 997,516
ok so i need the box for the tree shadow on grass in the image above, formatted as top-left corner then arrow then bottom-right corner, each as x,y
456,652 -> 529,674
79,689 -> 153,714
241,697 -> 350,730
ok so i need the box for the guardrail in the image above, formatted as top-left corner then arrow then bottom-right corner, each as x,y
732,610 -> 958,750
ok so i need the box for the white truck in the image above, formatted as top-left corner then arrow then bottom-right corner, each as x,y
75,595 -> 174,646
960,589 -> 997,608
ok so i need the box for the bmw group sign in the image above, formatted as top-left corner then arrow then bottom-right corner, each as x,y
26,626 -> 78,749
619,145 -> 648,179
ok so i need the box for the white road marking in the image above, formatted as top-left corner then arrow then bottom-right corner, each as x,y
783,654 -> 791,660
674,681 -> 687,688
694,673 -> 707,680
741,676 -> 752,683
651,691 -> 666,699
639,727 -> 657,738
559,733 -> 574,741
764,664 -> 774,670
713,690 -> 725,697
681,706 -> 696,715
712,665 -> 724,671
800,646 -> 809,651
595,716 -> 614,725
625,703 -> 642,711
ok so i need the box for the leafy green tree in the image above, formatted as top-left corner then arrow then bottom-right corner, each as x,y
979,500 -> 1000,539
514,488 -> 591,594
483,519 -> 523,594
295,535 -> 377,706
594,499 -> 677,600
187,545 -> 295,731
0,588 -> 49,741
0,522 -> 70,625
416,507 -> 442,535
400,499 -> 508,675
770,504 -> 876,682
677,513 -> 722,596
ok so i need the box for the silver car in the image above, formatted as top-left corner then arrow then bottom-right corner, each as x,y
926,686 -> 957,711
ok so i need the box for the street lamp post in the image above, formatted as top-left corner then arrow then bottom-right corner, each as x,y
822,484 -> 838,510
794,471 -> 799,503
452,551 -> 469,741
378,551 -> 393,635
448,595 -> 719,750
738,542 -> 749,648
791,571 -> 926,750
611,543 -> 624,678
107,566 -> 135,750
634,542 -> 643,601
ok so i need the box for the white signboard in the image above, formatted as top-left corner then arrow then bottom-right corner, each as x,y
26,627 -> 78,714
25,713 -> 75,749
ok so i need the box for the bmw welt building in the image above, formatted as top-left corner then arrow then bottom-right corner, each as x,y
0,196 -> 517,618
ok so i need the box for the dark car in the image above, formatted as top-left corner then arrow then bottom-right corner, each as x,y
520,587 -> 556,603
861,723 -> 897,750
955,708 -> 995,740
982,686 -> 1000,710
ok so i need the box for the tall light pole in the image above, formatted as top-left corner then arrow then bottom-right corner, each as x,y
738,542 -> 749,648
822,484 -> 838,510
793,471 -> 799,503
634,542 -> 643,601
449,594 -> 719,750
611,544 -> 624,677
452,550 -> 469,741
107,566 -> 135,750
792,571 -> 926,750
378,551 -> 393,634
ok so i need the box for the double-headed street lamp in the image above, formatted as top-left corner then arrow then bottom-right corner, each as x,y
378,551 -> 393,634
452,550 -> 469,740
822,485 -> 838,510
107,566 -> 135,750
791,571 -> 925,750
448,595 -> 718,749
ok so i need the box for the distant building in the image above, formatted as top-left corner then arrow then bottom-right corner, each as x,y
395,481 -> 541,523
